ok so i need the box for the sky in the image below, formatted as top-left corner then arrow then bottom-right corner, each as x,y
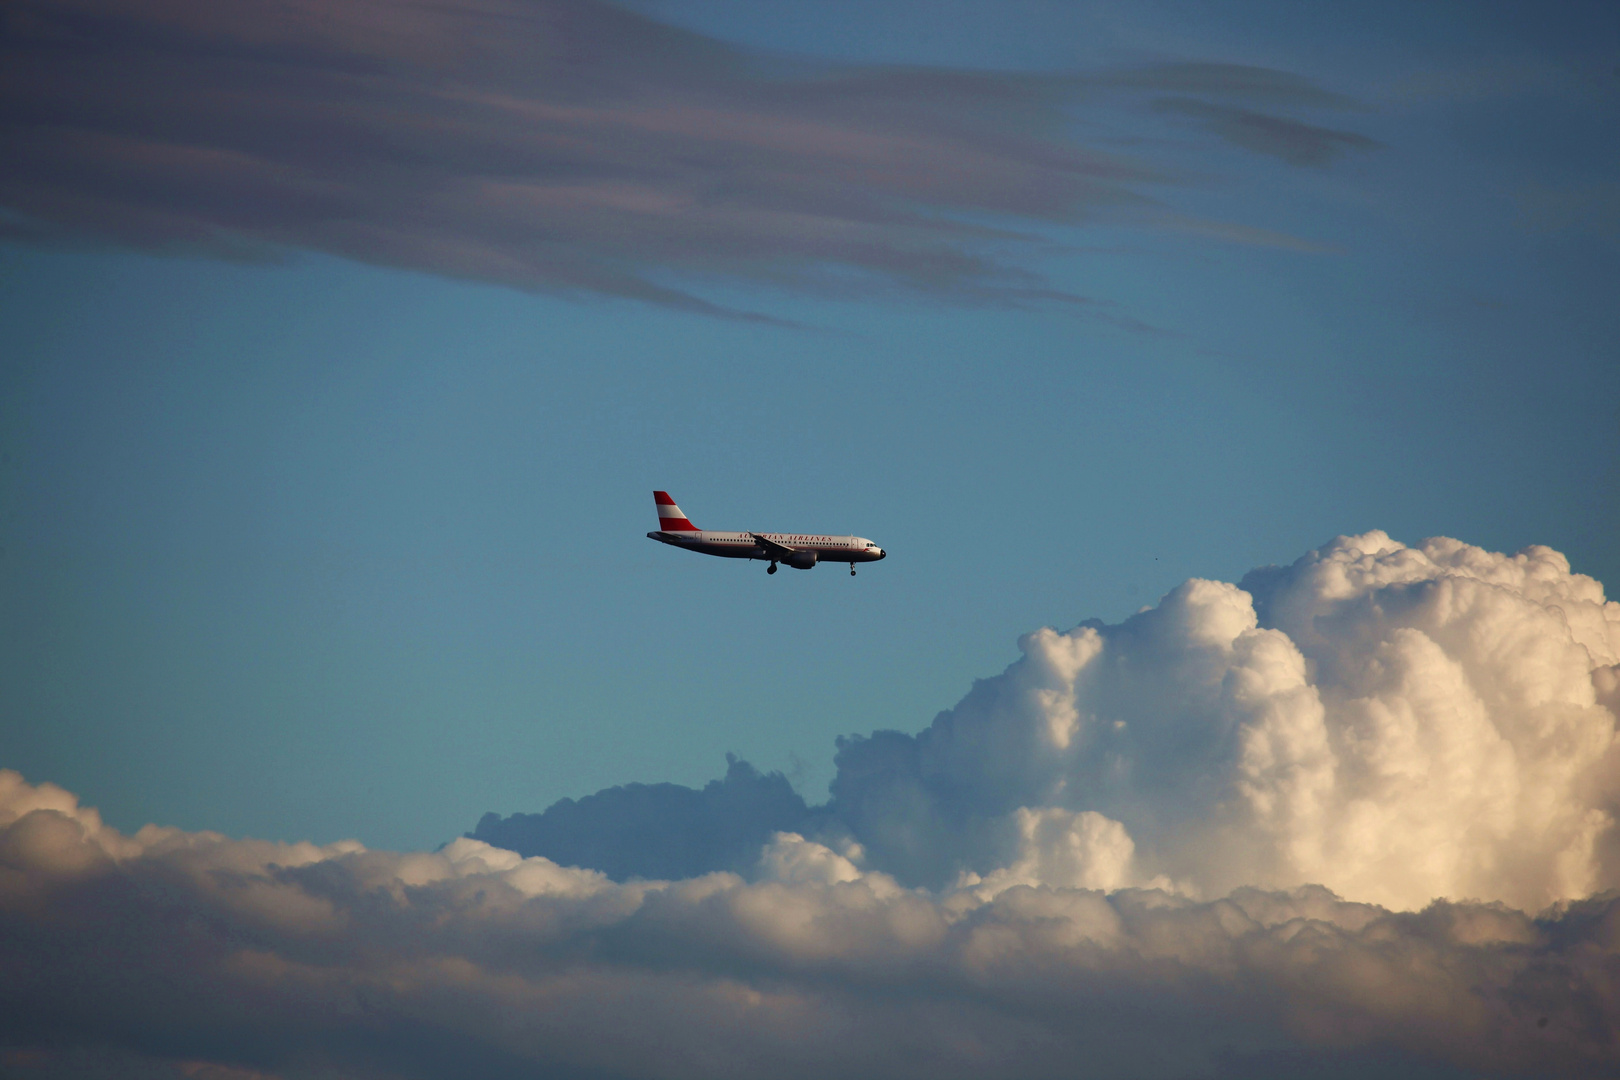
2,2 -> 1619,1076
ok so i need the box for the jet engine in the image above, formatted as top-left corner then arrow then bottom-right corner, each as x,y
785,550 -> 818,570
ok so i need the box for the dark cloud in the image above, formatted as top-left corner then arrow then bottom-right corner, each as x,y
0,0 -> 1370,317
1151,97 -> 1381,166
3,783 -> 1619,1079
471,754 -> 819,880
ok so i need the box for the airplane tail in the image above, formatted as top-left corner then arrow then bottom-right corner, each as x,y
653,491 -> 699,532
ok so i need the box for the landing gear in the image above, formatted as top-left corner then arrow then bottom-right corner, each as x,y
850,564 -> 857,576
767,562 -> 778,575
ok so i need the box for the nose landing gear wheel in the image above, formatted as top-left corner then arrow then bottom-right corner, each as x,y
850,564 -> 856,576
767,563 -> 778,575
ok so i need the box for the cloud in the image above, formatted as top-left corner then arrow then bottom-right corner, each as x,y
826,532 -> 1620,910
471,754 -> 819,880
0,0 -> 1371,317
4,531 -> 1620,1076
485,531 -> 1620,915
3,768 -> 1620,1078
1151,98 -> 1381,166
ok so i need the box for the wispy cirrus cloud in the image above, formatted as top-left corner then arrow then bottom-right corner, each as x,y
0,0 -> 1375,319
1151,97 -> 1382,166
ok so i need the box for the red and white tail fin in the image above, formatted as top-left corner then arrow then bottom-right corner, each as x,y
653,491 -> 699,532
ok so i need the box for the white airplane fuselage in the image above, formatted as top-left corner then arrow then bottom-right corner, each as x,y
648,529 -> 886,563
646,492 -> 886,574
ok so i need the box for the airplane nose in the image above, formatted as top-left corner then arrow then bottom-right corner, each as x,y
878,549 -> 886,559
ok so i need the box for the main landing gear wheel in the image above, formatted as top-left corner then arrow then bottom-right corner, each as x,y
767,563 -> 778,575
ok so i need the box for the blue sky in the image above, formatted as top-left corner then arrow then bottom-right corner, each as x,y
2,0 -> 1616,855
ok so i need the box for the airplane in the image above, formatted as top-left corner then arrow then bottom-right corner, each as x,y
646,491 -> 886,576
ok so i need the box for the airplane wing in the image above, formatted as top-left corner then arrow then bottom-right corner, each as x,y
749,533 -> 796,557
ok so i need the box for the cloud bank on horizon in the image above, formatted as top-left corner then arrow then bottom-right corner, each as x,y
5,531 -> 1620,1078
0,0 -> 1371,320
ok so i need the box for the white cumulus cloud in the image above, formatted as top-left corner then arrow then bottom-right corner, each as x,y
828,531 -> 1620,912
